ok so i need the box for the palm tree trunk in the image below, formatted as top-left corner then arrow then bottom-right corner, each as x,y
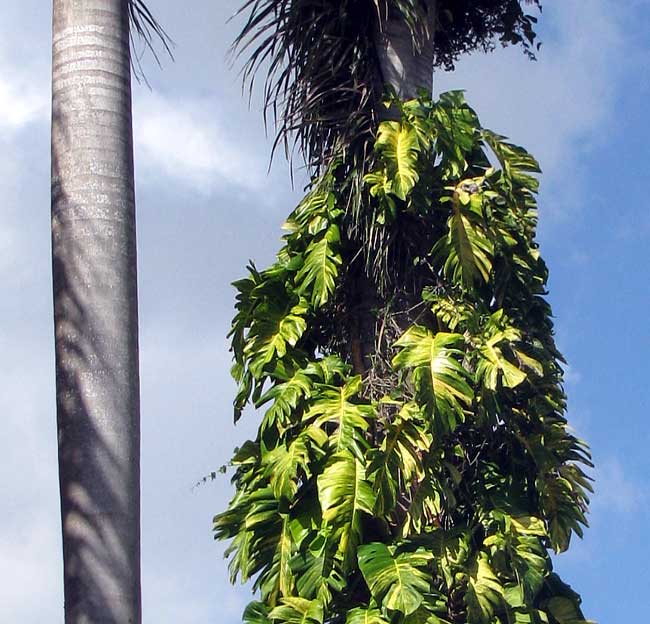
51,1 -> 141,622
351,0 -> 437,375
374,0 -> 437,102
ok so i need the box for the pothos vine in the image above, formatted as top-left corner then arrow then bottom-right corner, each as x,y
214,92 -> 593,624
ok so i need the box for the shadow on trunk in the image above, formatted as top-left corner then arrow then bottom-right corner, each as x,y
52,95 -> 140,623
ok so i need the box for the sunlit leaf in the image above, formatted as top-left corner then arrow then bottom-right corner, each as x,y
269,597 -> 324,624
393,327 -> 473,432
358,543 -> 432,615
317,451 -> 376,568
465,553 -> 504,623
375,121 -> 420,200
346,606 -> 391,624
296,224 -> 342,308
306,375 -> 375,459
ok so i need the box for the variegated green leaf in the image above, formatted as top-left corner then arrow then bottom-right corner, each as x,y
465,553 -> 504,623
295,224 -> 342,308
306,375 -> 375,459
357,543 -> 432,616
269,597 -> 324,624
245,300 -> 308,378
317,451 -> 375,567
433,181 -> 493,287
375,121 -> 420,200
369,401 -> 430,516
346,607 -> 391,624
393,327 -> 473,432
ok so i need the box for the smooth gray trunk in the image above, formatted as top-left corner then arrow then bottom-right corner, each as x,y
51,1 -> 141,622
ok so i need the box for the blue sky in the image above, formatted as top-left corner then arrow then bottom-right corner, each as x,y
1,1 -> 648,621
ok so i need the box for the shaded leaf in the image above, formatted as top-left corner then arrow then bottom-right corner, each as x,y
433,181 -> 493,287
244,601 -> 271,624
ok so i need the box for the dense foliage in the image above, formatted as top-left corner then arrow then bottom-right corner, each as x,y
214,92 -> 592,624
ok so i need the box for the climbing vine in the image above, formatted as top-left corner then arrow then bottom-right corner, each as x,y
214,92 -> 592,624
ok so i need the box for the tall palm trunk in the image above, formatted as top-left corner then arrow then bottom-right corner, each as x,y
352,0 -> 437,374
51,1 -> 141,621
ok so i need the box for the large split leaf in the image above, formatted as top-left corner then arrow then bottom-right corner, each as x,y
291,547 -> 344,604
273,516 -> 296,597
433,180 -> 493,287
346,606 -> 391,624
269,597 -> 324,624
215,484 -> 281,586
375,121 -> 420,200
483,129 -> 541,194
432,91 -> 481,178
295,224 -> 342,308
357,542 -> 432,616
393,327 -> 473,432
284,188 -> 334,233
256,369 -> 314,433
513,536 -> 547,603
263,426 -> 326,499
306,375 -> 375,459
545,597 -> 592,624
475,310 -> 528,390
399,472 -> 443,538
538,470 -> 589,553
465,553 -> 504,623
317,451 -> 376,567
369,401 -> 431,516
245,299 -> 308,378
243,601 -> 271,624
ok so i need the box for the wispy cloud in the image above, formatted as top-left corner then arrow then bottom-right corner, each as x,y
0,522 -> 61,619
0,52 -> 48,132
437,0 -> 630,222
0,348 -> 61,620
562,364 -> 583,387
592,456 -> 647,514
133,90 -> 269,195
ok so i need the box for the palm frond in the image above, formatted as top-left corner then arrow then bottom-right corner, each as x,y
128,0 -> 174,80
231,0 -> 542,173
231,0 -> 434,173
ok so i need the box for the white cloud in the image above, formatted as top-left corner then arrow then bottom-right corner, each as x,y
0,523 -> 61,619
592,457 -> 646,514
436,0 -> 629,222
0,2 -> 642,623
133,90 -> 268,195
0,215 -> 18,278
0,77 -> 45,130
0,52 -> 48,131
562,363 -> 583,387
0,345 -> 61,620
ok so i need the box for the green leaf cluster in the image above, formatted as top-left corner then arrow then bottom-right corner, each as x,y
216,92 -> 593,624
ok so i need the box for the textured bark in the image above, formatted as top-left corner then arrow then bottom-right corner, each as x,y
51,1 -> 141,622
374,0 -> 437,102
